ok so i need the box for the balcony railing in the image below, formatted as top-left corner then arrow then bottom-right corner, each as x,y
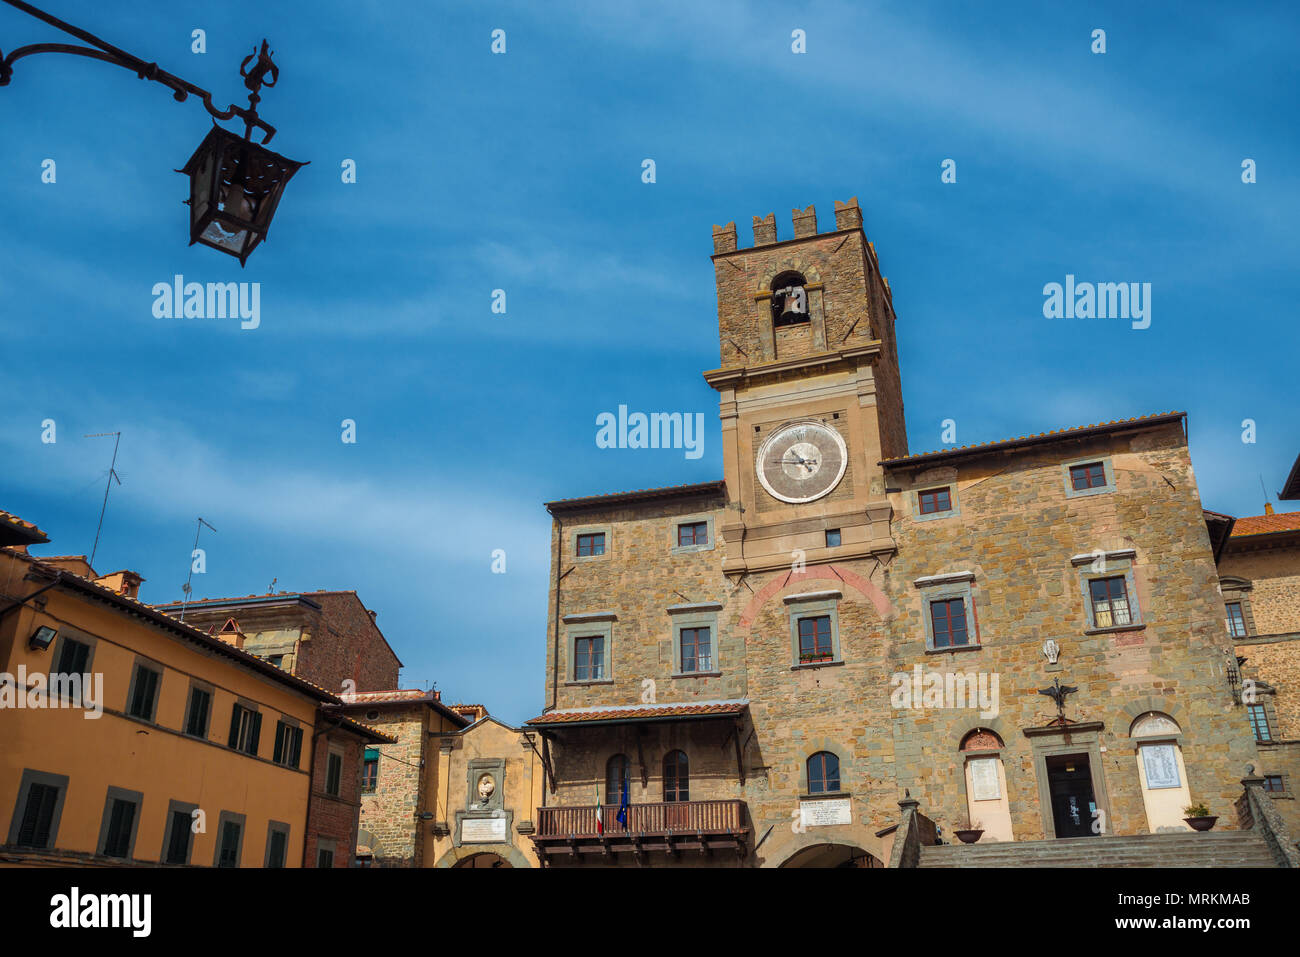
536,799 -> 746,841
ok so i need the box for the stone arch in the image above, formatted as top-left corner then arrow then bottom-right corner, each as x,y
959,727 -> 1005,751
736,564 -> 894,631
756,257 -> 823,291
433,842 -> 532,869
1129,711 -> 1181,737
762,828 -> 885,869
1120,697 -> 1188,733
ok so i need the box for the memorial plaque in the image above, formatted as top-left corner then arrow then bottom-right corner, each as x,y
799,798 -> 852,827
461,816 -> 507,843
1141,744 -> 1180,789
968,756 -> 1001,801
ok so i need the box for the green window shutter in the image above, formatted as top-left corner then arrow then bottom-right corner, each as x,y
273,722 -> 285,763
228,704 -> 243,748
364,747 -> 379,761
248,711 -> 262,756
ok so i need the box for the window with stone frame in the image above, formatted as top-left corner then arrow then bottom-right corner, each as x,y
797,615 -> 834,663
1263,774 -> 1286,794
918,487 -> 952,515
679,626 -> 713,673
362,748 -> 379,792
663,750 -> 689,802
605,754 -> 629,804
677,521 -> 708,547
1225,601 -> 1248,638
326,750 -> 344,796
573,635 -> 606,681
1069,461 -> 1107,491
1089,576 -> 1132,628
576,532 -> 605,557
806,751 -> 841,794
929,598 -> 970,649
1248,704 -> 1272,742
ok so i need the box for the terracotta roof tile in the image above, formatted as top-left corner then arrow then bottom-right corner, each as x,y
0,510 -> 49,544
881,412 -> 1186,466
1231,511 -> 1300,537
527,700 -> 748,726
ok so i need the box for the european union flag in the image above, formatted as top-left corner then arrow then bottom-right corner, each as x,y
616,771 -> 629,827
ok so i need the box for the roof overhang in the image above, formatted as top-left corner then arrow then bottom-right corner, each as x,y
527,700 -> 749,729
1281,453 -> 1300,500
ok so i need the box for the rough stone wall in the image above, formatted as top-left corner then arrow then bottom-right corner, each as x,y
355,705 -> 428,867
1220,545 -> 1300,636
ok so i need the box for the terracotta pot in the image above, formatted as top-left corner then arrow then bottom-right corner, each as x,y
954,829 -> 984,844
1184,816 -> 1217,832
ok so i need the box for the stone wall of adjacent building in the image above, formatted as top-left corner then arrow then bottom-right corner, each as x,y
297,593 -> 401,693
1220,545 -> 1300,636
355,705 -> 429,867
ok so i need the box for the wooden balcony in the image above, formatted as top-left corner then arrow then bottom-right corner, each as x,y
533,800 -> 748,861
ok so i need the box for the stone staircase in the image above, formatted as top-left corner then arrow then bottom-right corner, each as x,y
917,830 -> 1280,868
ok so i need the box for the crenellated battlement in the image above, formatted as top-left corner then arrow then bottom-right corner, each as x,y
712,198 -> 863,254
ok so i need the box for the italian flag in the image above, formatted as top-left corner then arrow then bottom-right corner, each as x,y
595,786 -> 604,835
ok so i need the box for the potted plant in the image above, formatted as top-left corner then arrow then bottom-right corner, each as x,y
1182,803 -> 1217,831
953,817 -> 984,844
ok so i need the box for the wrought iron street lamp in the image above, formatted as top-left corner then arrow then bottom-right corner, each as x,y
0,0 -> 306,265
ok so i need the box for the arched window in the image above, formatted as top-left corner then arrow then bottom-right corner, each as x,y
605,754 -> 628,805
771,271 -> 809,327
662,750 -> 689,802
806,751 -> 840,794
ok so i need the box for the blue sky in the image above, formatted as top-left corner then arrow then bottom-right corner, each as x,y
2,1 -> 1296,725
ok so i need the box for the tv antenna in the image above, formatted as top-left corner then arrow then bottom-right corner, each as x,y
180,516 -> 218,621
85,431 -> 121,568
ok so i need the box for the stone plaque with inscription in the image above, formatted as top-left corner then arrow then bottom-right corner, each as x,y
461,816 -> 507,843
968,756 -> 1001,801
799,798 -> 852,827
1141,744 -> 1180,789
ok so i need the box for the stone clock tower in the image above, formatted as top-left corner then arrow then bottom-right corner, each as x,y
704,198 -> 908,577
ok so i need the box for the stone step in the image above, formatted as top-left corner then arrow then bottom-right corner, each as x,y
917,831 -> 1278,868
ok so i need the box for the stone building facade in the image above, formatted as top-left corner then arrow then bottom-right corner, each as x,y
527,200 -> 1273,867
335,692 -> 543,867
1213,477 -> 1300,839
154,590 -> 402,695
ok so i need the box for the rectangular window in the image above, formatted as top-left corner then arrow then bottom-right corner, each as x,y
1248,704 -> 1272,742
273,721 -> 303,768
266,828 -> 288,868
573,635 -> 606,681
918,487 -> 952,515
185,687 -> 211,738
127,663 -> 161,721
326,752 -> 343,797
1226,602 -> 1247,638
1089,576 -> 1132,628
825,528 -> 841,547
317,847 -> 335,868
1264,775 -> 1285,793
930,598 -> 970,648
217,819 -> 242,867
1070,462 -> 1107,491
228,704 -> 262,756
677,521 -> 708,547
54,637 -> 90,677
101,798 -> 136,859
679,626 -> 713,673
268,654 -> 286,670
362,748 -> 379,792
576,532 -> 605,557
165,809 -> 192,864
798,616 -> 834,663
16,783 -> 60,848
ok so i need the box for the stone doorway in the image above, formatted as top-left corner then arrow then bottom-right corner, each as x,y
1045,754 -> 1097,838
453,852 -> 511,868
780,843 -> 883,868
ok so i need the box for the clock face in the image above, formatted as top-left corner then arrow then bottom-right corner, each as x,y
756,420 -> 848,504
